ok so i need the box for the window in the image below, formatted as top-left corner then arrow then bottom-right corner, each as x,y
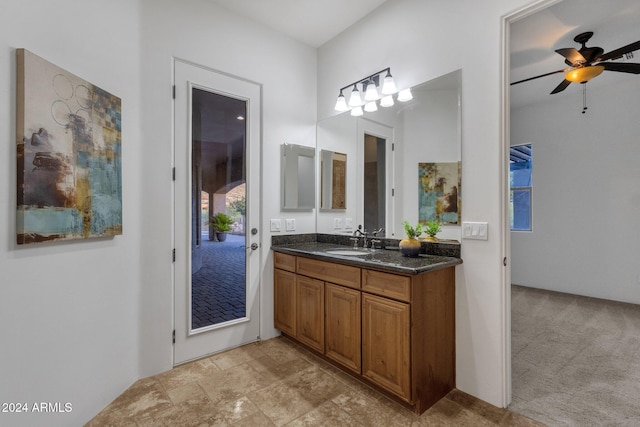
510,144 -> 532,231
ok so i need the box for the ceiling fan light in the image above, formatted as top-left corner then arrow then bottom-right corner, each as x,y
380,95 -> 394,107
334,91 -> 349,112
397,88 -> 413,102
565,65 -> 605,83
348,85 -> 363,107
350,106 -> 364,116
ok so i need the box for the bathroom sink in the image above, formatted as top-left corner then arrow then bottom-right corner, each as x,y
325,249 -> 369,256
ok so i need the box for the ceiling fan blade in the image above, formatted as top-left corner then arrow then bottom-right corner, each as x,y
555,48 -> 586,65
510,68 -> 566,86
600,62 -> 640,74
596,40 -> 640,62
550,79 -> 571,94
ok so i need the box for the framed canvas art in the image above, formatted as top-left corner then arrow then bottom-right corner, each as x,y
418,162 -> 461,225
16,49 -> 122,244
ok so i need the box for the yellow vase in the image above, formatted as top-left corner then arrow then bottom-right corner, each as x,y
423,235 -> 439,242
399,237 -> 421,257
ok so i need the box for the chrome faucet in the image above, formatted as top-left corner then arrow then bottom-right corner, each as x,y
353,225 -> 369,248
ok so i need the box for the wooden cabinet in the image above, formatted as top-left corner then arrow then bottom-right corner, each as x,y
362,293 -> 411,401
296,276 -> 324,352
274,268 -> 296,336
325,283 -> 361,373
273,251 -> 455,414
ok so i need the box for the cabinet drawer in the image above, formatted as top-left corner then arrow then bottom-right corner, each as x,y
274,252 -> 296,272
297,257 -> 360,289
362,269 -> 411,302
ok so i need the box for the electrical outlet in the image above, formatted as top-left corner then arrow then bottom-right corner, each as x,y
270,219 -> 281,232
344,218 -> 353,229
334,218 -> 343,229
285,219 -> 295,231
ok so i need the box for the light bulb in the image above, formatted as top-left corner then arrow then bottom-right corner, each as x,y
334,91 -> 348,112
565,65 -> 604,83
397,88 -> 413,102
364,80 -> 379,101
364,101 -> 378,112
350,106 -> 363,116
381,71 -> 397,95
380,95 -> 394,107
348,84 -> 363,107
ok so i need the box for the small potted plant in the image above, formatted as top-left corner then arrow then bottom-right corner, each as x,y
423,220 -> 442,242
210,212 -> 233,242
400,221 -> 422,257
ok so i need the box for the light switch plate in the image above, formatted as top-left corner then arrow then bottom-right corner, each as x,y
344,218 -> 353,229
285,219 -> 295,231
462,221 -> 488,240
270,219 -> 281,232
333,218 -> 343,229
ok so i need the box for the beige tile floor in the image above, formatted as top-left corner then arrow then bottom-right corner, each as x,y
87,337 -> 542,426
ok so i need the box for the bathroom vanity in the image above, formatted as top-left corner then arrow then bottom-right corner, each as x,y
271,236 -> 461,414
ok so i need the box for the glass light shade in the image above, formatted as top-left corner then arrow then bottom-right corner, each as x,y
348,85 -> 363,107
334,93 -> 348,112
364,80 -> 379,101
350,106 -> 364,116
397,88 -> 413,102
380,95 -> 394,107
381,73 -> 398,95
565,65 -> 604,83
364,101 -> 378,112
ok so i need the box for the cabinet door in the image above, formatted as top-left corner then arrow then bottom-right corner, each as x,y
274,269 -> 296,336
296,276 -> 325,352
325,283 -> 361,373
362,293 -> 411,401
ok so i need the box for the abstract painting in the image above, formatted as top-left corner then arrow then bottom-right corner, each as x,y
16,49 -> 122,244
418,162 -> 461,225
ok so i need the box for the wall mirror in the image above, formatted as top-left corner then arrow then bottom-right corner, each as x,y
281,143 -> 315,210
316,69 -> 462,240
320,149 -> 347,210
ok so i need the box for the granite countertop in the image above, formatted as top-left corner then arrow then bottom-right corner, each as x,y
271,241 -> 462,275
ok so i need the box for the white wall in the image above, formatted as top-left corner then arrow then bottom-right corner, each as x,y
511,78 -> 640,304
138,0 -> 318,377
318,0 -> 533,407
0,1 -> 142,426
1,0 -> 317,425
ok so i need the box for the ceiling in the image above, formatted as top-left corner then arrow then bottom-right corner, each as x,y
210,0 -> 389,48
510,0 -> 640,109
207,0 -> 640,110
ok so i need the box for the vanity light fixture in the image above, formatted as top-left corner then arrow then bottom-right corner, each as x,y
334,67 -> 413,115
364,101 -> 378,112
334,90 -> 349,112
380,95 -> 394,107
348,84 -> 363,107
381,69 -> 398,95
397,88 -> 413,102
364,78 -> 379,101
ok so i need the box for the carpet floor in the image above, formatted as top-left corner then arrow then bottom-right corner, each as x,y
510,285 -> 640,425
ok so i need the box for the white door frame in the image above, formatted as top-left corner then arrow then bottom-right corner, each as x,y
172,58 -> 262,365
500,0 -> 563,406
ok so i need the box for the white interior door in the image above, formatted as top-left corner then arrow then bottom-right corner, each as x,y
173,59 -> 261,365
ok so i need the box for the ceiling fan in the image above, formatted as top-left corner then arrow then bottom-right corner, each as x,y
511,31 -> 640,95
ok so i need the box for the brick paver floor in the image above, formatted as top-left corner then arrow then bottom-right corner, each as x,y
191,233 -> 246,329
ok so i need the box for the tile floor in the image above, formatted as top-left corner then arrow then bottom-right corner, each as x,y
87,337 -> 541,426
